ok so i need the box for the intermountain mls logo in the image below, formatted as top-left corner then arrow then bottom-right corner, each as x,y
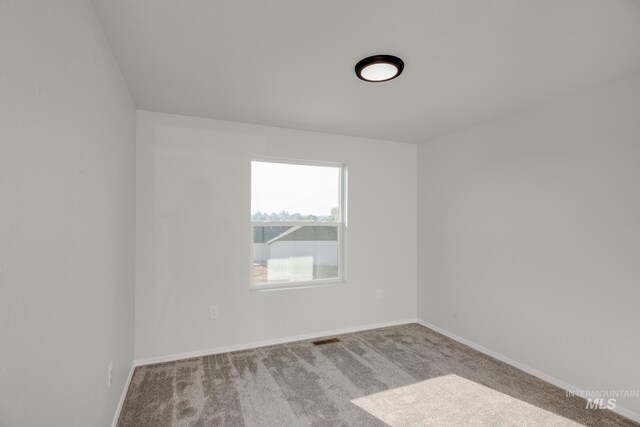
566,389 -> 640,410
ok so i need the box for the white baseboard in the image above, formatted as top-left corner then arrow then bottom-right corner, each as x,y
415,319 -> 640,424
134,318 -> 418,367
111,364 -> 135,427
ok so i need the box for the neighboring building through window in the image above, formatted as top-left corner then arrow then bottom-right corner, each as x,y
251,159 -> 344,289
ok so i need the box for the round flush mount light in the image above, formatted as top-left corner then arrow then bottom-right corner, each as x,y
355,55 -> 404,82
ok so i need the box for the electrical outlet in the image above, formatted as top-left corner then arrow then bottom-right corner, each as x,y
209,305 -> 219,319
107,361 -> 113,388
376,289 -> 382,300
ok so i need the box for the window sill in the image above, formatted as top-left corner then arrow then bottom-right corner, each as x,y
249,279 -> 344,292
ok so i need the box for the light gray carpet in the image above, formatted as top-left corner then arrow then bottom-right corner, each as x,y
117,323 -> 637,426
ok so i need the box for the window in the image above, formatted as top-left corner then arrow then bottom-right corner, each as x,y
251,159 -> 344,289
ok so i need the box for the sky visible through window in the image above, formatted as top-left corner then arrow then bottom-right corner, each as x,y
251,161 -> 339,220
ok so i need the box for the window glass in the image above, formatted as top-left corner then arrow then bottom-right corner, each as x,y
251,160 -> 343,288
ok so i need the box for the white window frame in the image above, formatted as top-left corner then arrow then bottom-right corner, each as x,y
250,157 -> 346,291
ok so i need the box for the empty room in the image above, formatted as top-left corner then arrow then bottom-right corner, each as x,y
2,0 -> 640,426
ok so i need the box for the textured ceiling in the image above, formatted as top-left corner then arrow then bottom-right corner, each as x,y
92,0 -> 640,143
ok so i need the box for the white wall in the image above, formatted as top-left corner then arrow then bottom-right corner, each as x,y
269,241 -> 338,268
136,111 -> 417,361
418,75 -> 640,417
0,1 -> 136,426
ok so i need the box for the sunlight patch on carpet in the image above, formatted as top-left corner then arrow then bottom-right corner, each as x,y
351,374 -> 584,426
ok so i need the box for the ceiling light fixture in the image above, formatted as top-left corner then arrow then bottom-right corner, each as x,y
355,55 -> 404,82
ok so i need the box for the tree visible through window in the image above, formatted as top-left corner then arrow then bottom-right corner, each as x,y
251,160 -> 343,288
